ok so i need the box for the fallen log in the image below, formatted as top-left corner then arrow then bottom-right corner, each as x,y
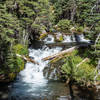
42,46 -> 77,61
16,54 -> 39,65
45,42 -> 92,48
49,52 -> 73,64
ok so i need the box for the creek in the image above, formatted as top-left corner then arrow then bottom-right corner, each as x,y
4,34 -> 99,100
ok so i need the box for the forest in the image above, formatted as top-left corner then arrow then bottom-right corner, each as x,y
0,0 -> 100,100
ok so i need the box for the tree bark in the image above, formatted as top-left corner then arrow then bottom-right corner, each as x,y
16,54 -> 39,65
42,46 -> 77,61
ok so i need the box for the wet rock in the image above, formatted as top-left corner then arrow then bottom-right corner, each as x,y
54,32 -> 64,42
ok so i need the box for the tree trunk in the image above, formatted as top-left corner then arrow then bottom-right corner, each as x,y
42,46 -> 77,61
16,54 -> 39,65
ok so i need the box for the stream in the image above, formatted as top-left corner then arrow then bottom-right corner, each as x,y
8,45 -> 100,100
1,34 -> 99,100
9,46 -> 71,100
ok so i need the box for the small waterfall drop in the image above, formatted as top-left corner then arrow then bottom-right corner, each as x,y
9,33 -> 92,100
44,35 -> 55,43
63,35 -> 72,42
20,46 -> 62,84
76,34 -> 91,43
63,34 -> 76,43
9,45 -> 71,100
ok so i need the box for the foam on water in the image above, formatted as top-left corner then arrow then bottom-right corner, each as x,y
77,34 -> 91,43
63,35 -> 72,42
44,35 -> 55,43
19,46 -> 62,84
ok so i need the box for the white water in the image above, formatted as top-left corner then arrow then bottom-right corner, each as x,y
20,46 -> 62,84
63,34 -> 90,43
44,35 -> 55,43
9,46 -> 72,100
77,34 -> 91,43
44,33 -> 90,43
9,34 -> 91,100
63,35 -> 72,42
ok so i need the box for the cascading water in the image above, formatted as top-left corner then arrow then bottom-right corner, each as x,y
63,34 -> 91,43
43,32 -> 90,44
44,35 -> 55,43
8,34 -> 93,100
63,35 -> 72,42
76,34 -> 91,43
9,45 -> 71,100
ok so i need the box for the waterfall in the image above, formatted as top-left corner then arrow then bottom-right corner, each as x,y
9,33 -> 92,100
63,34 -> 76,43
9,45 -> 73,100
20,46 -> 62,84
43,33 -> 90,44
63,35 -> 72,42
76,34 -> 91,43
43,35 -> 55,43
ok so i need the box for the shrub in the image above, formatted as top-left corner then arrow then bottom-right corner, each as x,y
57,19 -> 71,33
76,26 -> 84,34
61,56 -> 97,85
13,44 -> 28,56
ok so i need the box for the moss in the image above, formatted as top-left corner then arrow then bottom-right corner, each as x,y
59,35 -> 64,41
3,44 -> 28,82
8,73 -> 16,81
76,26 -> 84,34
39,33 -> 48,40
13,44 -> 28,56
55,34 -> 64,42
16,57 -> 25,72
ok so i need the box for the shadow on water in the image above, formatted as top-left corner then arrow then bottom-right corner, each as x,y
0,81 -> 100,100
0,83 -> 10,100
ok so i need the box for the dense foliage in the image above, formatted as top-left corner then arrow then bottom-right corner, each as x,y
0,0 -> 100,84
0,0 -> 50,82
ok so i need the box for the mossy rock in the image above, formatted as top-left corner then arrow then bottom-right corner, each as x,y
8,73 -> 16,81
55,34 -> 64,42
39,33 -> 48,40
16,57 -> 25,72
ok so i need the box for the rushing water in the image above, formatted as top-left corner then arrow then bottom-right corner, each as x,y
44,35 -> 55,43
9,46 -> 72,100
43,33 -> 91,43
7,34 -> 93,100
8,46 -> 98,100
